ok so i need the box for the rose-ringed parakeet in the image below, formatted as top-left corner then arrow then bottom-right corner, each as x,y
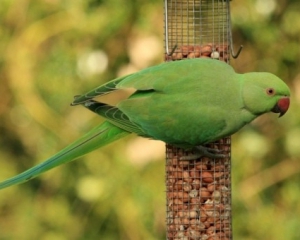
0,58 -> 290,189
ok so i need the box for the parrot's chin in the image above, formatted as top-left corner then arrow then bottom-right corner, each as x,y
271,97 -> 290,117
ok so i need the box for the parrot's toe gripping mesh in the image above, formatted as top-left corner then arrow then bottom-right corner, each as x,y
179,145 -> 226,161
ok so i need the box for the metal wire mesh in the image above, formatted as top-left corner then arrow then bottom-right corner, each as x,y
164,1 -> 232,239
165,0 -> 230,62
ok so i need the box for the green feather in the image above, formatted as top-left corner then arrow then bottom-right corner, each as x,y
0,58 -> 291,189
0,122 -> 129,189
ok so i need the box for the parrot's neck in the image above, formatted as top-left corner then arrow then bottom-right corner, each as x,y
240,74 -> 264,121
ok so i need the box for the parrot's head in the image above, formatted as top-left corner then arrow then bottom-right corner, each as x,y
242,72 -> 290,117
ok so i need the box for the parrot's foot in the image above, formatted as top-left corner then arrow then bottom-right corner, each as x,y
180,145 -> 226,161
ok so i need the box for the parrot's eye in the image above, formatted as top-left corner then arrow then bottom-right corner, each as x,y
266,88 -> 275,96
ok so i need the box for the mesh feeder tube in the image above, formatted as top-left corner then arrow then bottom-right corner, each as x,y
164,1 -> 234,239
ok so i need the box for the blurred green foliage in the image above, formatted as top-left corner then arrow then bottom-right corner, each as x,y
0,0 -> 299,239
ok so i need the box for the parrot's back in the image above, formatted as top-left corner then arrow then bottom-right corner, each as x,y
116,59 -> 250,148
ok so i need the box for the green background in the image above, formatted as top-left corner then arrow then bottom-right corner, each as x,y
0,0 -> 299,239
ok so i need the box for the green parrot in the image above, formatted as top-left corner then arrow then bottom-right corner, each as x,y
0,58 -> 290,189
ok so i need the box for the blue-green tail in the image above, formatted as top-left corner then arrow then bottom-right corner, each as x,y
0,121 -> 130,189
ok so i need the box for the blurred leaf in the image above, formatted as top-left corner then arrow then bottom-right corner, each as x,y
0,0 -> 300,239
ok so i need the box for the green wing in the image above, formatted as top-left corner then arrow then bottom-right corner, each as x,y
83,101 -> 146,136
72,58 -> 234,105
71,76 -> 128,105
71,58 -> 236,146
71,59 -> 198,105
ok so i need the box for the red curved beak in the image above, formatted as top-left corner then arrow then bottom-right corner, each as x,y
271,97 -> 290,117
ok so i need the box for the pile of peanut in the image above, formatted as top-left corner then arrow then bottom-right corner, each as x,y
166,138 -> 231,240
165,44 -> 231,239
165,44 -> 229,62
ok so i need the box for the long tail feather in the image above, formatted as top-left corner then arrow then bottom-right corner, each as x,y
0,121 -> 130,189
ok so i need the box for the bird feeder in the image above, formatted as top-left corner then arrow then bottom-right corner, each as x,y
164,1 -> 237,239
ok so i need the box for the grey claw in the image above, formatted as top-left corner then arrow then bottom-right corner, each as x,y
179,145 -> 226,161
